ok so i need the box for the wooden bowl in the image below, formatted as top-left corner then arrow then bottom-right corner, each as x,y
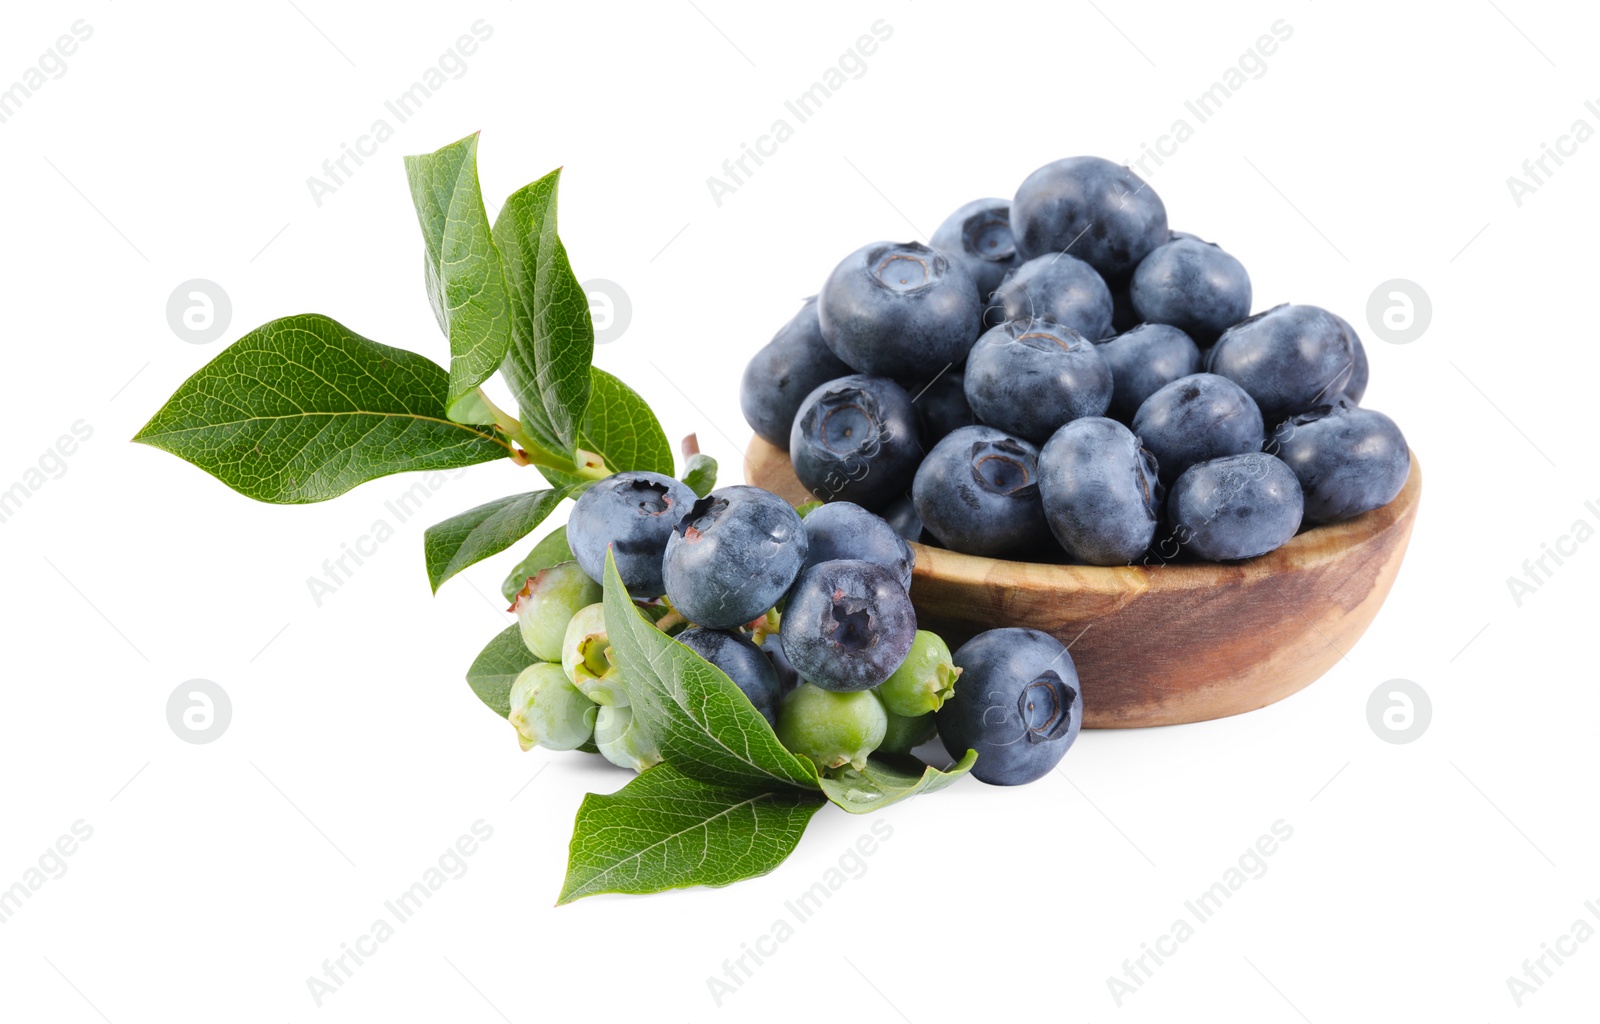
744,436 -> 1422,729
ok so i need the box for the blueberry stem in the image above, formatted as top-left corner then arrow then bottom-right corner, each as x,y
475,388 -> 614,480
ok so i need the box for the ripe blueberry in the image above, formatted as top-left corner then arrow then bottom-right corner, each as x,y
781,559 -> 916,692
986,253 -> 1114,340
964,318 -> 1113,443
567,471 -> 695,598
740,296 -> 853,447
817,241 -> 982,378
1132,373 -> 1265,487
1168,452 -> 1304,560
929,198 -> 1019,300
912,425 -> 1053,558
1097,323 -> 1202,423
662,485 -> 807,630
1129,235 -> 1252,344
1268,404 -> 1409,524
789,375 -> 921,510
1012,156 -> 1168,280
799,500 -> 915,592
935,628 -> 1083,786
1038,417 -> 1163,565
1207,304 -> 1355,423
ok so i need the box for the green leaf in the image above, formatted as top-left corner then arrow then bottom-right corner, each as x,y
133,314 -> 511,503
500,525 -> 574,603
465,625 -> 538,718
602,550 -> 820,791
423,487 -> 571,592
403,133 -> 514,423
817,750 -> 978,814
539,367 -> 674,488
559,762 -> 825,904
492,169 -> 593,455
681,452 -> 717,497
795,500 -> 824,518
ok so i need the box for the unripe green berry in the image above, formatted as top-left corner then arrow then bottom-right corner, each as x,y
875,630 -> 961,716
593,704 -> 663,772
776,683 -> 887,771
878,709 -> 936,755
511,561 -> 602,662
561,603 -> 627,707
507,663 -> 598,752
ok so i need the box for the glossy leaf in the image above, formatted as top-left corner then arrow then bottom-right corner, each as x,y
818,750 -> 978,814
424,487 -> 570,592
133,314 -> 510,503
465,624 -> 539,718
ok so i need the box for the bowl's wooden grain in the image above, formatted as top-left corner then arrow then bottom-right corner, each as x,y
745,435 -> 1422,729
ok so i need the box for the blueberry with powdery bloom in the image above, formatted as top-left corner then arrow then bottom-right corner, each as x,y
1012,156 -> 1169,281
1268,403 -> 1410,524
985,253 -> 1113,339
662,485 -> 807,630
817,241 -> 982,378
1130,235 -> 1252,344
799,500 -> 914,591
789,375 -> 921,510
1167,452 -> 1304,561
964,318 -> 1113,444
1038,417 -> 1163,565
740,296 -> 853,447
935,628 -> 1083,786
780,559 -> 917,693
1132,373 -> 1265,487
1207,304 -> 1355,423
566,471 -> 696,598
1096,323 -> 1202,423
912,425 -> 1053,558
929,198 -> 1020,300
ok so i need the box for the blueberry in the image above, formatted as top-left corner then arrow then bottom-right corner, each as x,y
1038,417 -> 1162,565
776,683 -> 887,771
509,560 -> 602,662
817,241 -> 983,377
879,494 -> 925,543
567,471 -> 695,598
780,559 -> 917,692
1168,452 -> 1304,561
593,704 -> 662,772
1208,304 -> 1355,423
1096,323 -> 1202,422
1268,404 -> 1409,524
662,485 -> 807,629
935,628 -> 1082,786
1132,373 -> 1265,487
789,375 -> 921,510
906,368 -> 976,443
878,709 -> 937,756
929,198 -> 1019,300
985,253 -> 1114,339
1012,156 -> 1168,280
912,425 -> 1053,558
1333,313 -> 1369,404
506,663 -> 597,752
799,501 -> 915,591
676,627 -> 783,728
1129,236 -> 1252,344
875,630 -> 960,716
757,629 -> 800,697
740,296 -> 854,446
964,318 -> 1113,442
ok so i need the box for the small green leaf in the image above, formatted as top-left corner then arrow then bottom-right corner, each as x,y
818,750 -> 978,814
539,367 -> 674,489
558,762 -> 826,904
133,314 -> 510,503
500,525 -> 575,602
465,625 -> 539,718
795,501 -> 824,518
403,133 -> 514,423
492,169 -> 593,456
602,550 -> 820,791
681,452 -> 717,497
424,487 -> 571,592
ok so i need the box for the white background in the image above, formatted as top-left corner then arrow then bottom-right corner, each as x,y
1,1 -> 1596,1020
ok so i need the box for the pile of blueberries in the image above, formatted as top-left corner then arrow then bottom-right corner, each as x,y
741,156 -> 1412,564
504,473 -> 1081,786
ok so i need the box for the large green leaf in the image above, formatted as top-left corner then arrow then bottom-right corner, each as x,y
465,625 -> 538,718
403,133 -> 514,423
559,762 -> 826,904
602,551 -> 820,791
539,367 -> 674,488
818,750 -> 977,814
133,314 -> 511,503
500,525 -> 575,602
491,169 -> 593,456
423,487 -> 570,592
